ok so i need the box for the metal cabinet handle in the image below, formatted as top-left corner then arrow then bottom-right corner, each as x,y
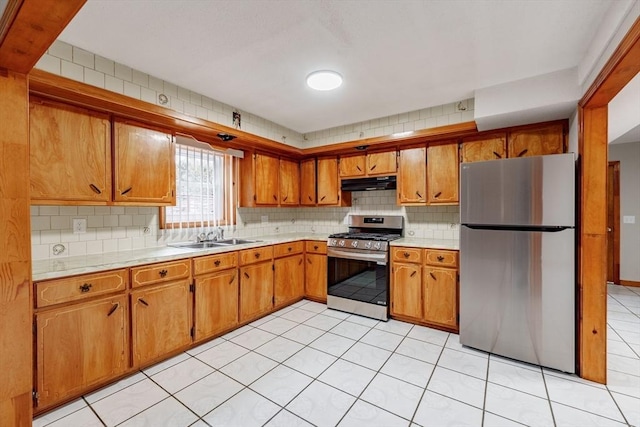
307,258 -> 312,264
493,151 -> 502,159
79,283 -> 92,293
298,258 -> 303,265
356,165 -> 362,171
214,260 -> 221,267
517,149 -> 528,157
138,298 -> 149,306
308,195 -> 313,201
121,187 -> 132,195
437,255 -> 445,262
430,272 -> 437,280
320,195 -> 326,201
159,269 -> 168,277
273,195 -> 277,201
107,303 -> 119,317
244,272 -> 250,279
434,191 -> 442,198
283,195 -> 288,202
89,184 -> 102,194
416,191 -> 422,198
410,271 -> 417,277
370,164 -> 377,171
229,273 -> 236,284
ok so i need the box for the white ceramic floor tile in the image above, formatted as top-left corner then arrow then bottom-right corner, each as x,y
329,321 -> 372,340
551,401 -> 627,427
174,371 -> 243,417
194,340 -> 249,369
151,357 -> 215,394
338,399 -> 409,427
303,314 -> 343,331
250,314 -> 277,327
230,328 -> 278,350
611,392 -> 640,426
607,339 -> 639,358
395,337 -> 443,364
309,332 -> 356,357
189,421 -> 209,427
118,397 -> 197,427
488,358 -> 547,398
33,398 -> 87,427
291,299 -> 310,308
282,324 -> 326,345
617,329 -> 640,345
607,369 -> 640,399
318,359 -> 377,397
264,409 -> 314,427
219,351 -> 278,385
610,319 -> 640,334
407,325 -> 449,346
437,348 -> 488,380
380,353 -> 435,388
608,353 -> 640,376
444,334 -> 490,358
280,308 -> 318,323
46,407 -> 103,427
608,311 -> 640,323
203,388 -> 280,427
413,390 -> 483,427
91,378 -> 169,426
251,365 -> 313,406
345,315 -> 380,328
272,306 -> 296,316
255,336 -> 304,363
186,337 -> 225,356
426,367 -> 485,409
373,319 -> 413,337
143,353 -> 191,376
322,309 -> 352,320
283,347 -> 337,377
360,328 -> 404,351
257,317 -> 299,335
360,373 -> 423,419
542,368 -> 607,389
341,342 -> 392,371
491,353 -> 545,373
481,412 -> 524,427
222,324 -> 254,339
544,373 -> 624,422
85,373 -> 147,404
286,381 -> 356,427
299,301 -> 328,313
484,382 -> 553,427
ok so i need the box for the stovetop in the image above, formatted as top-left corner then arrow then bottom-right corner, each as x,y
328,232 -> 402,242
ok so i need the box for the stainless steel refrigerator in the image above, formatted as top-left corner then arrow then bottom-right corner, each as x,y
460,153 -> 575,373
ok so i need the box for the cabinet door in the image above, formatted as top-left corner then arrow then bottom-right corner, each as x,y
460,134 -> 507,163
367,151 -> 397,175
423,267 -> 457,328
254,153 -> 280,205
131,280 -> 192,367
274,254 -> 304,306
280,158 -> 300,205
508,124 -> 564,158
397,147 -> 426,205
305,253 -> 327,301
300,159 -> 316,206
113,121 -> 175,204
317,157 -> 340,205
195,269 -> 239,340
240,261 -> 274,322
390,262 -> 422,319
36,295 -> 127,409
427,143 -> 459,205
339,155 -> 366,177
30,99 -> 111,203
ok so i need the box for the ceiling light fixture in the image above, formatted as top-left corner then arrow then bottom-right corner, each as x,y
306,70 -> 343,91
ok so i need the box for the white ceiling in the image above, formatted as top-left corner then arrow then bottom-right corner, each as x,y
59,0 -> 616,134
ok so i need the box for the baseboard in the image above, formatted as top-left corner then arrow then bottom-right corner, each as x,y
620,280 -> 640,288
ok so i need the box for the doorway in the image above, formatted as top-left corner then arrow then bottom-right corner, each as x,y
607,161 -> 620,284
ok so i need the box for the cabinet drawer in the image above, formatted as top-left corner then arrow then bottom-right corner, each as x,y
305,241 -> 327,254
193,252 -> 238,276
131,259 -> 191,288
35,269 -> 128,308
391,247 -> 423,264
425,250 -> 458,268
239,246 -> 274,266
273,241 -> 304,258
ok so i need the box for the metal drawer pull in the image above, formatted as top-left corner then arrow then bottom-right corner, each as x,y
410,271 -> 417,277
121,186 -> 132,195
214,260 -> 221,267
107,303 -> 119,317
288,247 -> 292,252
430,272 -> 437,280
159,269 -> 168,277
79,283 -> 92,293
437,256 -> 445,261
313,245 -> 319,250
403,252 -> 410,258
138,298 -> 149,306
89,184 -> 102,194
254,253 -> 261,259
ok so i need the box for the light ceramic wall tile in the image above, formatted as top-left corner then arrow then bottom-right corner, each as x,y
95,55 -> 115,76
68,241 -> 87,256
48,40 -> 73,61
59,206 -> 77,216
140,87 -> 157,105
114,63 -> 133,82
31,216 -> 51,231
177,86 -> 190,101
72,47 -> 94,68
132,70 -> 149,87
78,206 -> 95,216
51,216 -> 70,230
36,54 -> 61,75
60,60 -> 84,81
148,75 -> 164,92
32,244 -> 50,261
41,230 -> 61,244
123,81 -> 141,99
163,81 -> 178,98
105,75 -> 124,94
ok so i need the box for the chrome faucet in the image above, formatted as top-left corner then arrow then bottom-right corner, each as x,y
196,232 -> 207,242
217,226 -> 224,241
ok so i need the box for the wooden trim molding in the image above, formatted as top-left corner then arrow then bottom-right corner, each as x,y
0,0 -> 23,47
619,280 -> 640,288
607,161 -> 620,284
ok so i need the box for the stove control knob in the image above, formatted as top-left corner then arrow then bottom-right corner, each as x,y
338,240 -> 346,247
364,241 -> 372,249
330,239 -> 337,246
374,242 -> 382,250
351,241 -> 358,248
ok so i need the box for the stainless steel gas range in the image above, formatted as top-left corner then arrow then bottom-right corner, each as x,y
326,215 -> 404,321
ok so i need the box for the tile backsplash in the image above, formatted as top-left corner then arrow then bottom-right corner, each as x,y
31,190 -> 460,260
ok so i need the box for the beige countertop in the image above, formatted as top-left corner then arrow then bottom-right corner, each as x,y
390,237 -> 459,250
32,233 -> 328,281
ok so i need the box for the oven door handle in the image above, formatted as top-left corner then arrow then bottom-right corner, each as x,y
327,248 -> 387,264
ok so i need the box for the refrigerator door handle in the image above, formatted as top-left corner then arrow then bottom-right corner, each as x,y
461,224 -> 573,232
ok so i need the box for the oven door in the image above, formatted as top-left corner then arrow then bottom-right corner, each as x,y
327,247 -> 389,320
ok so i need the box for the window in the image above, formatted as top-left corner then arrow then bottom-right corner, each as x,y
161,142 -> 235,229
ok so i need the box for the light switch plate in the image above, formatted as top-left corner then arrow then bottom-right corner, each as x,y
623,216 -> 635,224
72,218 -> 87,234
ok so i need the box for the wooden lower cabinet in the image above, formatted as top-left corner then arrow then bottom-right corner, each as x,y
305,252 -> 327,302
390,262 -> 422,319
36,295 -> 128,409
424,266 -> 457,328
131,280 -> 192,367
240,261 -> 274,322
274,254 -> 304,306
194,269 -> 239,340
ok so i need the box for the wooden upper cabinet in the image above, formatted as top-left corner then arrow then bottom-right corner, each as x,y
427,143 -> 459,205
397,147 -> 426,205
113,121 -> 175,205
508,123 -> 565,158
254,153 -> 280,205
30,99 -> 111,203
460,133 -> 507,163
280,158 -> 300,206
317,157 -> 340,205
300,159 -> 316,206
367,150 -> 397,175
339,155 -> 366,177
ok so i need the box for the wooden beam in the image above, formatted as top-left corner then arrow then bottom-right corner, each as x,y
0,0 -> 86,73
0,0 -> 23,47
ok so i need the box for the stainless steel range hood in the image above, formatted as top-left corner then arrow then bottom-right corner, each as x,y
340,176 -> 396,191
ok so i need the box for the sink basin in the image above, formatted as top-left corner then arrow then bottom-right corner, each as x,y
168,238 -> 259,249
214,238 -> 259,245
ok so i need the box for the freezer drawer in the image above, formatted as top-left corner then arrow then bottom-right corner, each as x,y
460,226 -> 575,373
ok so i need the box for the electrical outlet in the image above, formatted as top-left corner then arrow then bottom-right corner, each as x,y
623,216 -> 635,224
72,218 -> 87,234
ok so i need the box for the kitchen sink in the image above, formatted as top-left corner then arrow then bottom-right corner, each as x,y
213,238 -> 259,245
168,238 -> 259,249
